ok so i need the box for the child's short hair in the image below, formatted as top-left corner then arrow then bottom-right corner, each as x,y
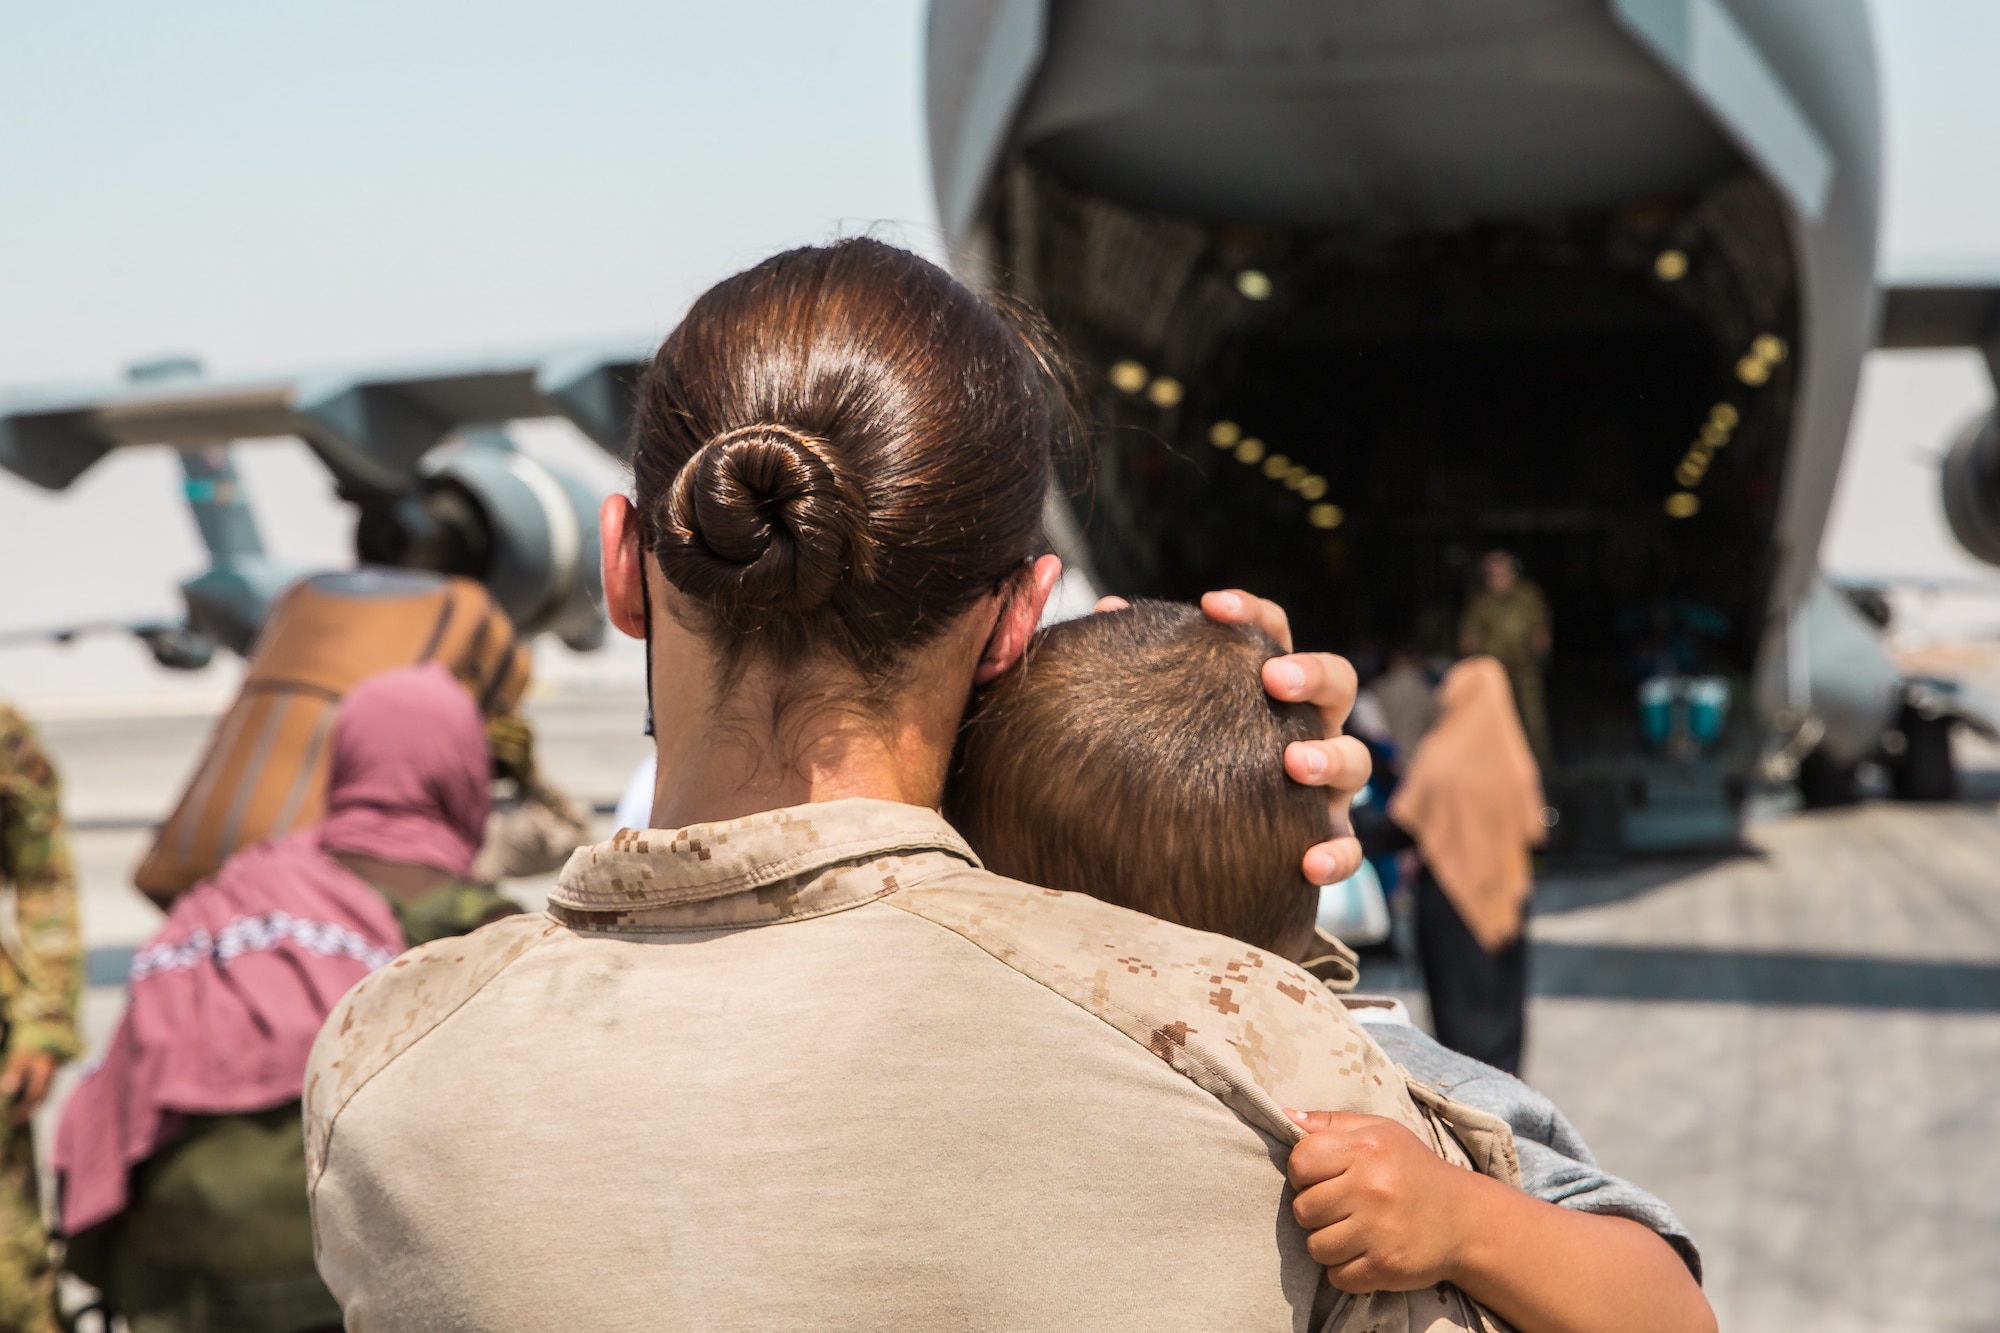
946,600 -> 1328,957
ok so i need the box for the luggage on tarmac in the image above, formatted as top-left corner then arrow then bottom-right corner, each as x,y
133,569 -> 531,905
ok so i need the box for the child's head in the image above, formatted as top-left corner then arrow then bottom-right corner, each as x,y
945,600 -> 1328,960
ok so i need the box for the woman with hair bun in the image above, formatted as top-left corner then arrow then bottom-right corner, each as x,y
304,240 -> 1412,1333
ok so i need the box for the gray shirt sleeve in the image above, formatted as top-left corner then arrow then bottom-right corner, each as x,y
1366,1022 -> 1703,1282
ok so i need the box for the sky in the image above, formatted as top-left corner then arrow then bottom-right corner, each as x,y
1,0 -> 1999,703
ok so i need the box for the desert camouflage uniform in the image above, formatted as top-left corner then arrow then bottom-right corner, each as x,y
307,799 -> 1520,1333
1460,581 -> 1553,761
0,705 -> 82,1333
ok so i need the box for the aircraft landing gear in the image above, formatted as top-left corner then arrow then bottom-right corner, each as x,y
1885,699 -> 1960,802
1797,747 -> 1860,809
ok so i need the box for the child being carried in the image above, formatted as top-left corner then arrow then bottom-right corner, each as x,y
946,599 -> 1713,1333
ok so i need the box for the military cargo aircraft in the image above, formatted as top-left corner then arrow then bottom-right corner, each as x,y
926,0 -> 2000,851
0,346 -> 644,666
6,0 -> 2000,856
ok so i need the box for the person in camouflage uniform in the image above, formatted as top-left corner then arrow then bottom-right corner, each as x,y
0,703 -> 82,1333
1459,549 -> 1554,762
472,712 -> 591,884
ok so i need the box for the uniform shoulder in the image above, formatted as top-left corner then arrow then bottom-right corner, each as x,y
303,911 -> 560,1183
886,871 -> 1425,1143
0,704 -> 57,789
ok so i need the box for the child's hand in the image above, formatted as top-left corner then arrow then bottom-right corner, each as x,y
1289,1109 -> 1717,1333
1283,1109 -> 1481,1294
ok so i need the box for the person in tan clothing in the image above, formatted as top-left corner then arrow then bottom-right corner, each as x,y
1386,659 -> 1550,1073
305,240 -> 1419,1332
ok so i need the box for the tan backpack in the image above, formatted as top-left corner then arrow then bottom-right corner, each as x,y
133,569 -> 531,905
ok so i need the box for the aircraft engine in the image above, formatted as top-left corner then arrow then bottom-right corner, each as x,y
1941,408 -> 2000,567
355,438 -> 605,651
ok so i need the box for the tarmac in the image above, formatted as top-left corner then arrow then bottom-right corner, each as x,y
1522,806 -> 2000,1331
35,690 -> 2000,1333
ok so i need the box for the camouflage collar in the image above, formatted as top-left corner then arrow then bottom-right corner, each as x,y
546,798 -> 980,933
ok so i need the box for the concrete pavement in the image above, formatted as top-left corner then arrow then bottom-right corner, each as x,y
31,689 -> 2000,1331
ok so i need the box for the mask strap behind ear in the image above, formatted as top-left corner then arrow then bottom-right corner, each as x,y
642,558 -> 656,739
978,557 -> 1036,668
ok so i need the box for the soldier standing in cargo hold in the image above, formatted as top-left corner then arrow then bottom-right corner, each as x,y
1460,550 -> 1553,762
0,701 -> 81,1333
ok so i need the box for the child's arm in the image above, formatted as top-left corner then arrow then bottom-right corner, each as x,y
1284,1109 -> 1715,1333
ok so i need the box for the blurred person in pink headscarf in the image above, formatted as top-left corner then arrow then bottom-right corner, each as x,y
55,664 -> 516,1333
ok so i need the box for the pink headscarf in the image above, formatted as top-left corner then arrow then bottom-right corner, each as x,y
55,664 -> 490,1236
319,663 -> 489,876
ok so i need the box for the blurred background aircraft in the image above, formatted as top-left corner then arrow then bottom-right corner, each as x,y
4,0 -> 2000,855
928,0 -> 2000,851
7,9 -> 2000,1327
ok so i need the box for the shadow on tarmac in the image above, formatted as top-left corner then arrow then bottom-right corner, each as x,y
1359,941 -> 2000,1013
1531,943 -> 2000,1012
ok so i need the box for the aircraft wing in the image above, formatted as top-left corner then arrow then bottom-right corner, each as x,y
0,615 -> 217,670
1878,286 -> 2000,351
0,344 -> 649,497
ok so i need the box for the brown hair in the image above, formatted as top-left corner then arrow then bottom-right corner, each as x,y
945,600 -> 1328,957
629,239 -> 1064,683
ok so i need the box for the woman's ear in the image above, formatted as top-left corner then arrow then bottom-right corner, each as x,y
601,495 -> 649,640
975,554 -> 1062,684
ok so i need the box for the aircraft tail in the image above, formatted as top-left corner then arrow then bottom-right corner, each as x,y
175,444 -> 297,655
180,445 -> 266,565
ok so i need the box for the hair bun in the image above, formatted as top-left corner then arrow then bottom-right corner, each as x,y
655,424 -> 875,614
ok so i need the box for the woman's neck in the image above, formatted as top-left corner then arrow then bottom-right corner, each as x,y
644,600 -> 986,830
651,706 -> 957,827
